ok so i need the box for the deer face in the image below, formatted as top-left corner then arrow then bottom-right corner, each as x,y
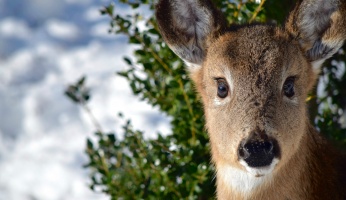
156,0 -> 346,178
199,26 -> 313,176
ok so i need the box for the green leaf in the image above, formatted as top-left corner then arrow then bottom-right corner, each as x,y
123,57 -> 132,65
131,3 -> 140,9
87,138 -> 94,149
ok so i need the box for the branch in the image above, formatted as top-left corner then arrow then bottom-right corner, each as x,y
249,0 -> 266,23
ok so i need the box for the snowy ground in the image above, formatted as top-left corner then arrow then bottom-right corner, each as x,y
0,0 -> 170,199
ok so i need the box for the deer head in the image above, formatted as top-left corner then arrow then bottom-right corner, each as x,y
156,0 -> 346,196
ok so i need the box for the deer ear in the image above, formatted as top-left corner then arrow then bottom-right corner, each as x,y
286,0 -> 346,74
155,0 -> 227,72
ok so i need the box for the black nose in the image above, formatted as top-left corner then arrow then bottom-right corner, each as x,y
238,132 -> 280,167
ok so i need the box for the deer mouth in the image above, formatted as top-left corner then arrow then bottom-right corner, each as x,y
239,157 -> 280,177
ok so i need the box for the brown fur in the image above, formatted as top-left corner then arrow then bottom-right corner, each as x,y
156,0 -> 346,199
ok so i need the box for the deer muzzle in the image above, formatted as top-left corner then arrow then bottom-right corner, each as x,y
238,131 -> 280,168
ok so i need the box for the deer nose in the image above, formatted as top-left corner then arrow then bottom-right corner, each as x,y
238,132 -> 279,167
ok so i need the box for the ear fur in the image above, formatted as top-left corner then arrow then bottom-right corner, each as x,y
286,0 -> 346,74
155,0 -> 227,71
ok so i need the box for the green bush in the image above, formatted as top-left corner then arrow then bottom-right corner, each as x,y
65,0 -> 346,199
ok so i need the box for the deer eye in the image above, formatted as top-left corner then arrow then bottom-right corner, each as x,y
283,77 -> 295,98
217,79 -> 229,98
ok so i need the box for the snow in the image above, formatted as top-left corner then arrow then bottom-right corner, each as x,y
45,19 -> 79,40
0,0 -> 171,200
0,18 -> 32,39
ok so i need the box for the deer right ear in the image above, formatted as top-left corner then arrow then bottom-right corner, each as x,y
285,0 -> 346,74
155,0 -> 227,71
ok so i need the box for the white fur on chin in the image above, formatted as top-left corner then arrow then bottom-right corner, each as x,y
217,158 -> 279,195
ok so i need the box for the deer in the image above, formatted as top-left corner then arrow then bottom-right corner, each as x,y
155,0 -> 346,199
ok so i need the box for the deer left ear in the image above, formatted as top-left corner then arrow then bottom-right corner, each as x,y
286,0 -> 346,74
155,0 -> 228,72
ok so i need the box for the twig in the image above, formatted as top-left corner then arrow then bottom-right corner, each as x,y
81,101 -> 104,133
125,22 -> 197,142
249,0 -> 266,23
234,0 -> 243,19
